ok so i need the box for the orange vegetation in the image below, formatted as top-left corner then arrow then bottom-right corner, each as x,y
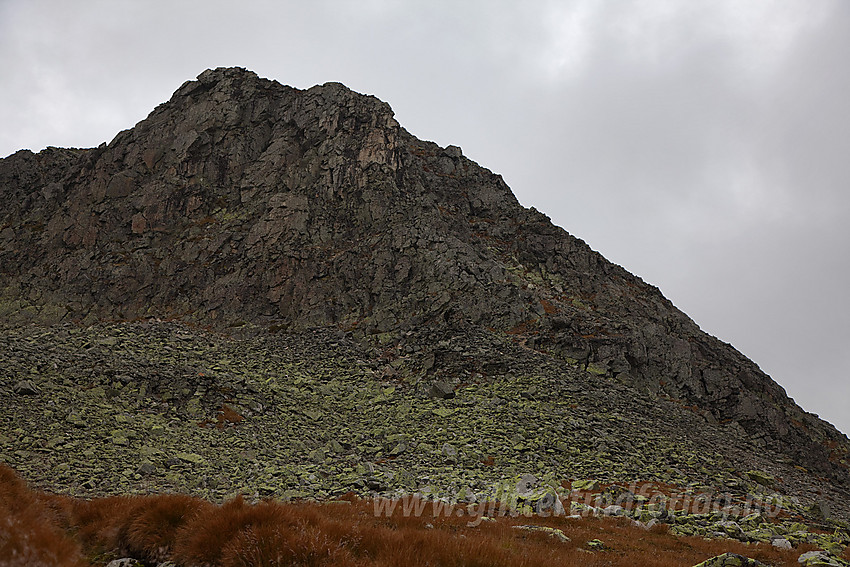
0,464 -> 86,567
199,404 -> 245,429
0,465 -> 821,567
539,299 -> 559,315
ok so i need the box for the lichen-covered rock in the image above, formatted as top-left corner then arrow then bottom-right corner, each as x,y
772,538 -> 793,549
571,479 -> 599,491
746,470 -> 775,487
513,524 -> 570,543
693,553 -> 767,567
13,379 -> 39,395
105,559 -> 145,567
798,551 -> 850,567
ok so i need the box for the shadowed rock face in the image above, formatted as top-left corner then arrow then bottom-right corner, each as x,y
1,67 -> 848,489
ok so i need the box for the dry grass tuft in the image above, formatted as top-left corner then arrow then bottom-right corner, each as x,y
125,493 -> 213,562
173,496 -> 288,565
68,495 -> 141,556
0,465 -> 86,567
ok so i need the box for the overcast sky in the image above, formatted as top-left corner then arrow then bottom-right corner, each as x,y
2,0 -> 848,436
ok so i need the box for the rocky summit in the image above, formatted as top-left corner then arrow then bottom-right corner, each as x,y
1,67 -> 849,532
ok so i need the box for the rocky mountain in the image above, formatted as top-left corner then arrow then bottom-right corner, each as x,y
1,67 -> 848,523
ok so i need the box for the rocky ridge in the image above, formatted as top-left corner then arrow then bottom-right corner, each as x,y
0,67 -> 848,529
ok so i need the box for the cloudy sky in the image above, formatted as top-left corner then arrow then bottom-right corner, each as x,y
2,0 -> 848,436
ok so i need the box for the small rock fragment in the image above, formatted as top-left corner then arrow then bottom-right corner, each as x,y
13,380 -> 40,395
692,552 -> 768,567
106,559 -> 145,567
513,524 -> 570,543
428,380 -> 455,399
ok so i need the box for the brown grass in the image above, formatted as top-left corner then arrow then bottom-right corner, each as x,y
539,299 -> 559,315
199,404 -> 245,429
0,464 -> 834,567
125,493 -> 213,562
0,465 -> 86,567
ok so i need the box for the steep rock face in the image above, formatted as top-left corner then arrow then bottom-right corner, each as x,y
1,67 -> 847,483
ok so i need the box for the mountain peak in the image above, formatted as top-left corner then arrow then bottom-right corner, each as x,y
1,68 -> 848,518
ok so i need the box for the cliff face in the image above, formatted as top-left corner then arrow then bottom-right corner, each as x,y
1,67 -> 847,490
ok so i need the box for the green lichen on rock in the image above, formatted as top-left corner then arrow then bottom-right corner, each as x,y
745,470 -> 775,487
571,479 -> 600,491
513,524 -> 570,543
797,551 -> 850,567
692,553 -> 767,567
585,362 -> 608,376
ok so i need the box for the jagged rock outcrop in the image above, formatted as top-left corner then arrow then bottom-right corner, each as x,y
1,67 -> 848,493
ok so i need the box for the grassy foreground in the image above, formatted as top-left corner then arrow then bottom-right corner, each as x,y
3,464 -> 844,567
